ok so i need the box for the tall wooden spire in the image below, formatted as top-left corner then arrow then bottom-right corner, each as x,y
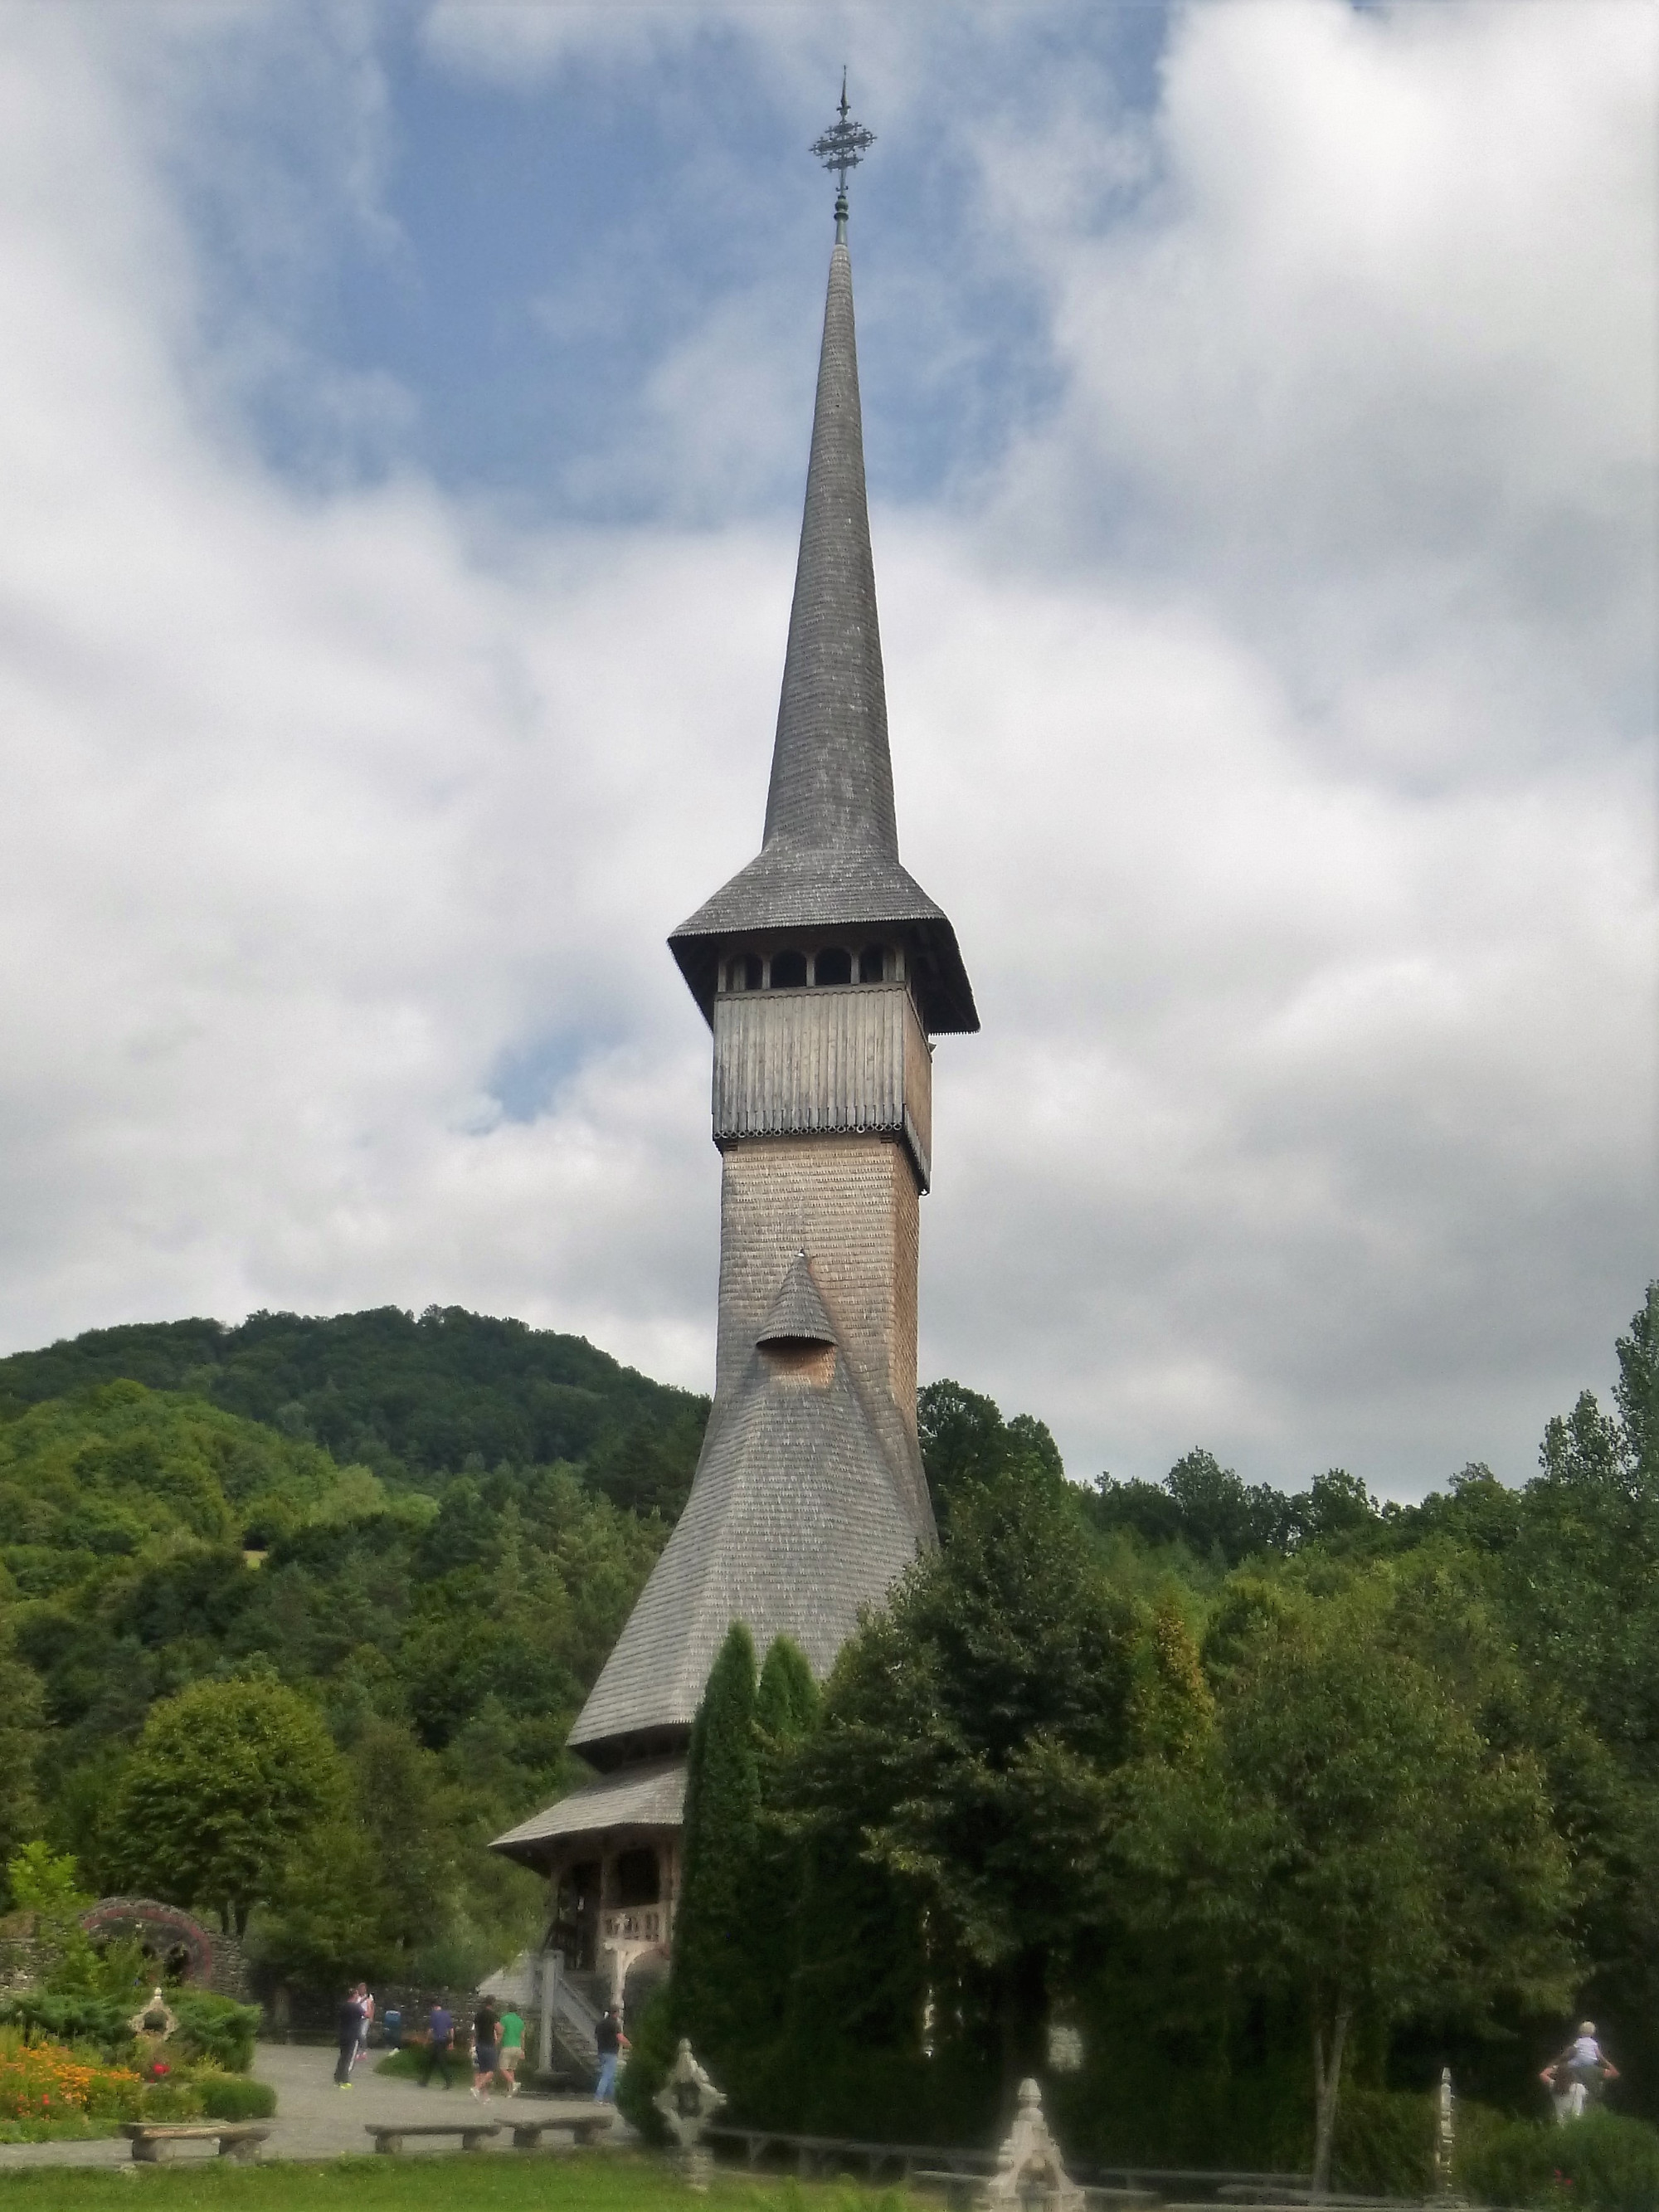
669,222 -> 977,1038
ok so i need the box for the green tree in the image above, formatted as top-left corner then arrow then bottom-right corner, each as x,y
918,1380 -> 1063,1532
1,1843 -> 150,2000
742,1637 -> 823,2052
107,1677 -> 346,1934
0,1635 -> 46,1898
4,1842 -> 93,1980
256,1716 -> 464,1989
1125,1590 -> 1575,2196
795,1460 -> 1142,2092
1614,1282 -> 1658,1484
258,1819 -> 401,1989
756,1635 -> 819,1743
673,1620 -> 760,2059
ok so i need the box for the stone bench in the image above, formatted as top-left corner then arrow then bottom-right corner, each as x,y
366,2121 -> 502,2155
509,2102 -> 619,2151
122,2122 -> 270,2165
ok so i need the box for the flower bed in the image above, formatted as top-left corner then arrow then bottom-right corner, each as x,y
0,2032 -> 144,2141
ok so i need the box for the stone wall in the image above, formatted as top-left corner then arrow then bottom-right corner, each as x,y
208,1932 -> 249,2000
0,1914 -> 51,1995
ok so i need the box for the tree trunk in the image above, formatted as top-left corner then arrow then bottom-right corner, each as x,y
1310,2000 -> 1352,2205
997,1947 -> 1049,2110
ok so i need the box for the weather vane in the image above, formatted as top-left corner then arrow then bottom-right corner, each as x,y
810,69 -> 874,233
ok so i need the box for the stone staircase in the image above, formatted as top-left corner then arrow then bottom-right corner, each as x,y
478,1951 -> 608,2093
538,1959 -> 606,2092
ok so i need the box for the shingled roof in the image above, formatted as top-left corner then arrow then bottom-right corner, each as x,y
490,1757 -> 686,1870
756,1250 -> 836,1345
566,1252 -> 924,1767
669,232 -> 978,1039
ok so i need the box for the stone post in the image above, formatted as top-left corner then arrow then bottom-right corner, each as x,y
1432,2067 -> 1463,2204
654,2039 -> 727,2192
978,2079 -> 1084,2212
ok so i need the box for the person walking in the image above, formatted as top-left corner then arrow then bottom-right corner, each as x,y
333,1985 -> 366,2089
471,1998 -> 501,2101
496,2004 -> 526,2095
593,2005 -> 626,2102
420,1996 -> 455,2089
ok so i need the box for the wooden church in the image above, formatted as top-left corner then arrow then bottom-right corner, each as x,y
490,96 -> 977,2059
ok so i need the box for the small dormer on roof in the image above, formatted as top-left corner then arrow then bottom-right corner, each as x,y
756,1251 -> 837,1347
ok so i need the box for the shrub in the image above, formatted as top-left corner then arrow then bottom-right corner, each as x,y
1461,2112 -> 1659,2212
139,2078 -> 205,2121
1326,2089 -> 1434,2197
616,1982 -> 675,2146
0,1993 -> 133,2056
375,2045 -> 428,2080
173,1993 -> 261,2073
195,2072 -> 276,2120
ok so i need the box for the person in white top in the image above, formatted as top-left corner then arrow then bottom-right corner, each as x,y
1540,2021 -> 1618,2122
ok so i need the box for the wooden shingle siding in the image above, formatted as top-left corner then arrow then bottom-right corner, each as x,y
713,982 -> 932,1188
528,217 -> 968,1792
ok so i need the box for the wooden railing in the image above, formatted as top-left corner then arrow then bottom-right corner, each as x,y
705,2132 -> 1308,2200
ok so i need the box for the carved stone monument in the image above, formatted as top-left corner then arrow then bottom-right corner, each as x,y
654,2038 -> 727,2192
127,1984 -> 179,2070
980,2078 -> 1084,2212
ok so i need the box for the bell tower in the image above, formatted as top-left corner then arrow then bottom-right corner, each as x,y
492,86 -> 976,2004
566,81 -> 977,1773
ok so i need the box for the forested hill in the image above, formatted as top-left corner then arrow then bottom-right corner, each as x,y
4,1286 -> 1654,2049
0,1303 -> 708,1996
0,1306 -> 708,1520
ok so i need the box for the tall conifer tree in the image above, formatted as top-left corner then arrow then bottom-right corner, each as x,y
756,1635 -> 820,1743
745,1637 -> 822,2051
672,1620 -> 760,2059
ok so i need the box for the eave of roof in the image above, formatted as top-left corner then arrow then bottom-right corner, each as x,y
489,1757 -> 688,1867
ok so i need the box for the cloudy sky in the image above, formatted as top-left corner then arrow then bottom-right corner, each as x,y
0,0 -> 1652,1498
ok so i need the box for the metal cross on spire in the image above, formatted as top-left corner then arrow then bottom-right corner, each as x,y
810,70 -> 874,236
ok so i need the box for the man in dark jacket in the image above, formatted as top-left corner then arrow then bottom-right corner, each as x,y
420,1997 -> 455,2088
333,1985 -> 366,2088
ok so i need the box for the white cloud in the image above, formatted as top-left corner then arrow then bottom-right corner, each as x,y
986,2 -> 1655,739
0,1 -> 1652,1500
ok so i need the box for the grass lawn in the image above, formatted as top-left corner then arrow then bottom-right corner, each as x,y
0,2151 -> 911,2212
